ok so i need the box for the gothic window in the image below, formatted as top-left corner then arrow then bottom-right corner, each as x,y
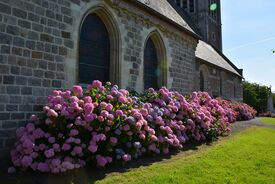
182,0 -> 187,9
189,0 -> 195,13
144,37 -> 158,90
176,0 -> 181,6
79,14 -> 110,84
200,71 -> 205,91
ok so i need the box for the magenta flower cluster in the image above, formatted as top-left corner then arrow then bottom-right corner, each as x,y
8,80 -> 256,174
217,98 -> 257,121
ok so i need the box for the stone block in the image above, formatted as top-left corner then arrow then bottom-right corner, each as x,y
32,22 -> 43,32
40,33 -> 54,43
13,37 -> 25,47
12,8 -> 27,19
26,40 -> 36,50
1,45 -> 10,54
0,113 -> 10,120
23,49 -> 31,57
33,87 -> 44,96
44,71 -> 55,79
32,51 -> 43,59
28,78 -> 41,86
18,19 -> 31,29
21,68 -> 32,76
59,46 -> 67,55
42,79 -> 51,87
6,105 -> 18,112
46,9 -> 55,19
0,65 -> 9,74
7,86 -> 20,94
9,95 -> 22,104
0,55 -> 7,64
21,87 -> 32,95
15,76 -> 27,85
12,47 -> 22,56
3,76 -> 15,85
0,33 -> 12,44
33,69 -> 44,78
0,2 -> 11,14
19,105 -> 32,112
27,31 -> 39,40
38,60 -> 47,69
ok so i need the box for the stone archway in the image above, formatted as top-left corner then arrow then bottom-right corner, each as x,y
66,2 -> 122,87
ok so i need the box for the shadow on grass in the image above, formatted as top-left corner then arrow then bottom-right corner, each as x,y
0,140 -> 215,184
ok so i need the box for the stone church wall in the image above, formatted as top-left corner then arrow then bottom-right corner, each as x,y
195,60 -> 243,101
0,0 -> 198,157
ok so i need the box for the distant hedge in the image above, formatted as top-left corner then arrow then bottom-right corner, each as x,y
243,81 -> 273,113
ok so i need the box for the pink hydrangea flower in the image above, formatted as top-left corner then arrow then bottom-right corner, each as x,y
47,109 -> 58,118
110,137 -> 118,145
72,85 -> 83,97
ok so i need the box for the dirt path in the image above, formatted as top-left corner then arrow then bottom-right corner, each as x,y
231,117 -> 275,133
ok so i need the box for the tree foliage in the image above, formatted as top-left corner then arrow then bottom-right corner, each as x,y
243,81 -> 273,113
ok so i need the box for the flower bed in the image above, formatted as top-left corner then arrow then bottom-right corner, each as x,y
8,81 -> 256,174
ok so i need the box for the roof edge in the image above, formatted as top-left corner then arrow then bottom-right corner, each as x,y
207,42 -> 243,77
125,0 -> 201,40
196,57 -> 243,78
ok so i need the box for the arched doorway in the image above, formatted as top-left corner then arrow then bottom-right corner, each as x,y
79,14 -> 110,84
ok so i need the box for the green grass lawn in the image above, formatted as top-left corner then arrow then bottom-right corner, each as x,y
261,117 -> 275,125
95,127 -> 275,184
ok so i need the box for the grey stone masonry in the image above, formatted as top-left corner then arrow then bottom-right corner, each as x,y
0,0 -> 74,157
0,0 -> 242,162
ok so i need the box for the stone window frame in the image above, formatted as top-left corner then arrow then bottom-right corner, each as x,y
142,30 -> 168,90
67,2 -> 122,88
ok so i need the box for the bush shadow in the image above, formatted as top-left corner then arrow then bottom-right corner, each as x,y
0,140 -> 214,184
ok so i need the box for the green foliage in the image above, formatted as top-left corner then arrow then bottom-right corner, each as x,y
243,81 -> 273,113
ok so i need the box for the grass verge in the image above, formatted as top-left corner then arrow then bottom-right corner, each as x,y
260,117 -> 275,125
95,127 -> 275,184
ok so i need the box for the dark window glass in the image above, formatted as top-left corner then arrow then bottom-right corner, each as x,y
182,0 -> 187,8
176,0 -> 181,6
79,14 -> 110,84
200,71 -> 204,91
144,37 -> 158,90
189,0 -> 195,13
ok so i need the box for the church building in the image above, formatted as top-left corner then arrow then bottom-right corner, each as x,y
0,0 -> 242,156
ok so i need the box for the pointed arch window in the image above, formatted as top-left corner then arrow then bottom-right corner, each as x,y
79,14 -> 110,84
144,37 -> 158,90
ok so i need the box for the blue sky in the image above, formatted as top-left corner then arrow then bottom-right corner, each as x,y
221,0 -> 275,92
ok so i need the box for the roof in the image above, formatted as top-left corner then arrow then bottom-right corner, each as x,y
196,40 -> 242,77
128,0 -> 198,37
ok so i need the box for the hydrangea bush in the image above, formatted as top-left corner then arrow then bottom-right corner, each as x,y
8,81 -> 256,174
